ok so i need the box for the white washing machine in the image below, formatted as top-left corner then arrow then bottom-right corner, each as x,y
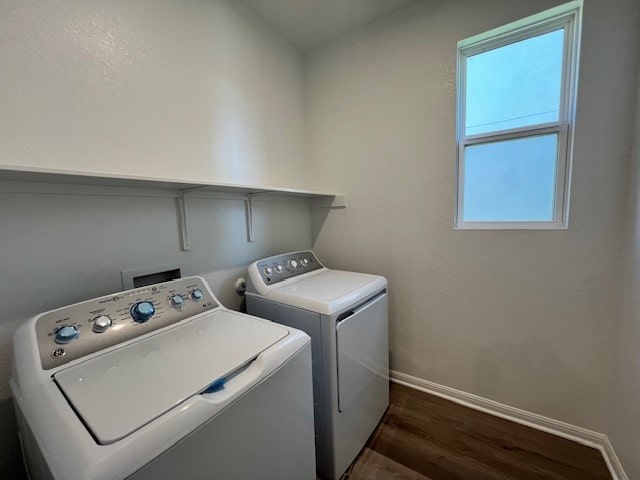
11,276 -> 316,480
245,251 -> 389,480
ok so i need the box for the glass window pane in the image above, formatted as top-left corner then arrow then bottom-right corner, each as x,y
465,29 -> 564,136
462,134 -> 558,222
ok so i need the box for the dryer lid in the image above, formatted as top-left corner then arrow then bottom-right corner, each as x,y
53,310 -> 288,445
264,270 -> 387,315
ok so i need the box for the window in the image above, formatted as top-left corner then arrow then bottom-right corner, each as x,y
455,1 -> 582,229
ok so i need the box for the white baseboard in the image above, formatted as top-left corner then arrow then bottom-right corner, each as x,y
389,370 -> 628,480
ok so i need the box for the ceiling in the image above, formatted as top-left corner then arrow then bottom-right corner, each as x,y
242,0 -> 417,51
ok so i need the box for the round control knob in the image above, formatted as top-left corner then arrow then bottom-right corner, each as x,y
170,294 -> 185,308
301,258 -> 309,266
190,289 -> 203,301
263,267 -> 273,276
92,315 -> 112,333
274,264 -> 283,273
287,259 -> 298,271
130,301 -> 155,323
55,325 -> 78,344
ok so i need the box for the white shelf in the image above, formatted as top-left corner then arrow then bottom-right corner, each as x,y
0,164 -> 341,198
0,165 -> 346,250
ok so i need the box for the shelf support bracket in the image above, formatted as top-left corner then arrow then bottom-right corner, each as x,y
177,191 -> 190,251
176,186 -> 206,251
245,194 -> 255,242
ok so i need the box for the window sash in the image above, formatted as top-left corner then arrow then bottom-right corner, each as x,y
454,1 -> 581,229
457,126 -> 568,228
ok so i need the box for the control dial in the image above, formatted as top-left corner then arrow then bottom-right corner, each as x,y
170,294 -> 185,308
92,315 -> 112,333
263,267 -> 273,276
301,258 -> 309,266
130,301 -> 156,323
274,264 -> 283,273
55,325 -> 78,344
190,289 -> 203,301
287,259 -> 298,271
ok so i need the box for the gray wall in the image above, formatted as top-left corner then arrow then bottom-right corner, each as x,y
612,62 -> 640,478
0,0 -> 308,189
306,0 -> 640,441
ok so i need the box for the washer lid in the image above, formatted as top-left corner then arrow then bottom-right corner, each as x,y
265,270 -> 387,315
53,310 -> 288,445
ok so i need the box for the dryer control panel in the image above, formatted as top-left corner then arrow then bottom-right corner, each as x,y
35,277 -> 217,370
255,251 -> 323,286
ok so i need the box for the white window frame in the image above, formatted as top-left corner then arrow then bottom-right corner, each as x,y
455,1 -> 582,230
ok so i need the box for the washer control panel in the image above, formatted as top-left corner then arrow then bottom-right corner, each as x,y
257,251 -> 323,285
36,277 -> 217,370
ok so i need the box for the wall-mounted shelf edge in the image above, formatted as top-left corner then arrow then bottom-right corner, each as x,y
0,166 -> 347,250
0,165 -> 342,198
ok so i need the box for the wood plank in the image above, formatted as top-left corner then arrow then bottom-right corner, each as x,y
346,448 -> 431,480
346,383 -> 611,480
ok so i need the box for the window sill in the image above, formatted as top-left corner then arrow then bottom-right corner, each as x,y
455,221 -> 567,230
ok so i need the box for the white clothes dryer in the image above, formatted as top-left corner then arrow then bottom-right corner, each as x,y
245,251 -> 389,480
11,276 -> 315,480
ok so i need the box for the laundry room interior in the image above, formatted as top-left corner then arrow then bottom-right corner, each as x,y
1,0 -> 640,479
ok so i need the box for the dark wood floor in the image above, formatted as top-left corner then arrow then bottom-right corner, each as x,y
342,383 -> 611,480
